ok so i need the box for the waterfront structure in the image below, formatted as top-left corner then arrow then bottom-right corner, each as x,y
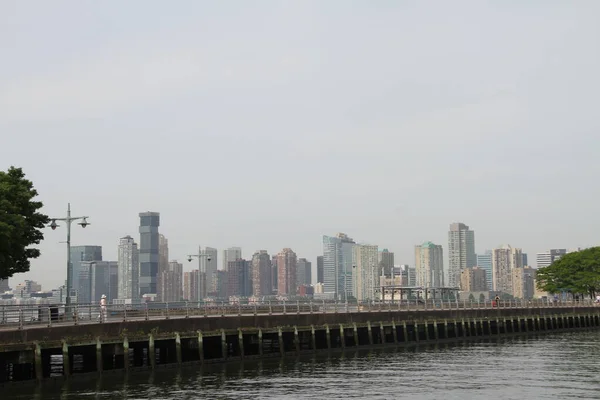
222,247 -> 242,271
139,212 -> 160,297
491,245 -> 523,295
160,260 -> 183,302
117,235 -> 139,302
415,242 -> 444,288
448,223 -> 476,288
277,248 -> 297,296
316,256 -> 324,284
183,270 -> 199,301
157,235 -> 169,302
476,251 -> 493,290
322,233 -> 355,300
251,250 -> 272,297
512,266 -> 537,300
227,259 -> 252,297
69,246 -> 102,297
460,267 -> 488,292
378,249 -> 395,278
352,244 -> 379,301
536,249 -> 567,268
296,258 -> 312,287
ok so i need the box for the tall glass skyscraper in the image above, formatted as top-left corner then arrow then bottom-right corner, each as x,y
322,233 -> 355,300
476,251 -> 493,290
139,212 -> 160,297
70,246 -> 102,295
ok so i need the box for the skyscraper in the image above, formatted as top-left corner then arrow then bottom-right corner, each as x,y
183,270 -> 199,301
271,255 -> 278,294
352,244 -> 379,301
202,247 -> 218,297
157,234 -> 169,302
222,247 -> 242,270
139,212 -> 160,297
316,256 -> 324,284
536,249 -> 567,268
415,242 -> 444,287
227,259 -> 252,297
322,233 -> 355,300
512,266 -> 536,299
89,261 -> 118,303
476,251 -> 493,290
460,266 -> 487,292
277,248 -> 297,296
117,235 -> 139,302
160,260 -> 183,302
448,223 -> 476,288
296,258 -> 312,287
251,250 -> 272,297
70,246 -> 102,295
0,279 -> 10,293
491,245 -> 523,295
378,249 -> 395,278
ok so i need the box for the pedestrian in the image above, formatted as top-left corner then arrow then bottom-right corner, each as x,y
595,295 -> 600,304
494,295 -> 500,307
100,294 -> 107,322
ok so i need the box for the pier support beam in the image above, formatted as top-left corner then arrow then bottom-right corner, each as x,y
380,322 -> 386,344
34,342 -> 43,381
123,337 -> 130,371
96,338 -> 103,373
62,341 -> 70,377
311,326 -> 316,352
367,322 -> 373,345
339,325 -> 345,349
294,326 -> 300,354
278,327 -> 284,356
175,333 -> 182,365
238,329 -> 245,359
197,331 -> 204,363
392,321 -> 398,344
258,329 -> 263,356
221,330 -> 227,359
325,325 -> 331,350
149,334 -> 156,370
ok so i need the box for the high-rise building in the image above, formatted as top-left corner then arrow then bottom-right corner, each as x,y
316,256 -> 324,284
491,245 -> 523,295
512,266 -> 536,300
222,247 -> 242,270
227,259 -> 252,297
296,258 -> 312,287
460,266 -> 487,292
0,279 -> 10,293
271,255 -> 278,294
403,265 -> 416,286
251,250 -> 272,297
536,249 -> 567,268
84,261 -> 119,304
157,234 -> 169,302
213,270 -> 228,299
352,244 -> 379,301
117,235 -> 139,302
183,270 -> 199,301
415,242 -> 444,287
202,247 -> 218,297
139,212 -> 160,297
476,251 -> 493,290
160,260 -> 183,302
522,253 -> 528,267
322,233 -> 355,300
448,223 -> 476,288
277,248 -> 297,296
378,249 -> 395,278
70,246 -> 102,295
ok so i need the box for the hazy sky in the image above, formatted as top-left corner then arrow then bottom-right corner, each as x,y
2,1 -> 599,290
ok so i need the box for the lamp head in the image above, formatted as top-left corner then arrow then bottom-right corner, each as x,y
78,218 -> 89,228
188,257 -> 193,262
207,257 -> 212,262
50,220 -> 58,230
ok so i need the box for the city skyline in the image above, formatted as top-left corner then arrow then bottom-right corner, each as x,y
2,2 -> 599,291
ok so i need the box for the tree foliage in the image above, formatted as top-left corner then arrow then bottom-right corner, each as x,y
536,247 -> 600,298
0,167 -> 49,279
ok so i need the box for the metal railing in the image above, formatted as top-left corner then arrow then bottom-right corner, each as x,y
0,298 -> 596,330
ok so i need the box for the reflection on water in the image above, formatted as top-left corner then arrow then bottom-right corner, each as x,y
4,331 -> 600,399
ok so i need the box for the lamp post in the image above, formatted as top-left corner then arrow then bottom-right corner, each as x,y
187,249 -> 212,301
49,203 -> 90,319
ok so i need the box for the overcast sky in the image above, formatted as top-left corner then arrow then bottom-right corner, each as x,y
2,1 -> 599,290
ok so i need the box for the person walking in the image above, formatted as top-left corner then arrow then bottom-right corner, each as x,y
100,294 -> 107,323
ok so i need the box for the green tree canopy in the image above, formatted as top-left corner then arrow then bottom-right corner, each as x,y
536,247 -> 600,298
0,167 -> 49,279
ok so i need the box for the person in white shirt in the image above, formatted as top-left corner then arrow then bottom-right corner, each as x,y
100,294 -> 107,322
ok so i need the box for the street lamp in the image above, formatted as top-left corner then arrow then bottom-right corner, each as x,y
49,203 -> 90,318
187,250 -> 211,301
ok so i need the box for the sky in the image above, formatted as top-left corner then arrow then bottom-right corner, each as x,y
1,1 -> 599,290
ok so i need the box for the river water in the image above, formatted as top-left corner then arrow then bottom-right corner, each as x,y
3,331 -> 599,399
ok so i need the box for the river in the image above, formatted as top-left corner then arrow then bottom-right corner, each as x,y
3,330 -> 599,399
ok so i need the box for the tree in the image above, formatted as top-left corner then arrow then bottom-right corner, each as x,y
0,167 -> 49,279
468,293 -> 475,302
479,293 -> 485,302
536,247 -> 600,299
